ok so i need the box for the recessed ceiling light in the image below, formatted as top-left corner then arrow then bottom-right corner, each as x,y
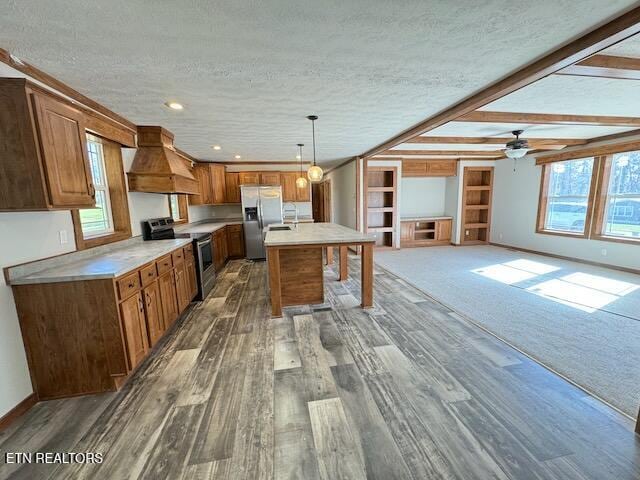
235,155 -> 241,159
213,145 -> 222,150
165,101 -> 184,110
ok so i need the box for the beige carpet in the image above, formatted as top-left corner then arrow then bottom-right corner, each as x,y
375,245 -> 640,417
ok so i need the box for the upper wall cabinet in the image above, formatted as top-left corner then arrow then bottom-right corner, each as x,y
401,159 -> 457,177
189,162 -> 227,205
0,78 -> 96,210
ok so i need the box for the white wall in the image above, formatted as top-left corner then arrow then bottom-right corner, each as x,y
444,175 -> 459,241
399,177 -> 447,218
0,211 -> 76,416
491,156 -> 640,270
325,161 -> 356,228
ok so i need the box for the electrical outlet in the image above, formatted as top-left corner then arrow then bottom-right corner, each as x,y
601,248 -> 607,256
465,230 -> 470,236
59,230 -> 68,245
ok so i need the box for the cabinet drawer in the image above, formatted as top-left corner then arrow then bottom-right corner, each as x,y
117,271 -> 141,300
156,254 -> 173,275
139,263 -> 158,287
172,249 -> 185,265
227,223 -> 242,233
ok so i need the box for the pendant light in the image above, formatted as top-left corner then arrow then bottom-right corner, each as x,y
306,115 -> 324,182
295,143 -> 308,188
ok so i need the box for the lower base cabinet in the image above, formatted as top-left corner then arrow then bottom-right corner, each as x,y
400,218 -> 453,247
11,244 -> 198,400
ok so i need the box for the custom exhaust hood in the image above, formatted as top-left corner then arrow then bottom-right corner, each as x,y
127,126 -> 198,194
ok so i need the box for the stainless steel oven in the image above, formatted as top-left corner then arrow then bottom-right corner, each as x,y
194,235 -> 216,300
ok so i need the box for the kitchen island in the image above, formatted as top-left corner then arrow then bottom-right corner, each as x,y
263,222 -> 375,316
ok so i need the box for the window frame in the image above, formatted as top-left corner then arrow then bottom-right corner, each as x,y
591,154 -> 640,245
168,194 -> 189,224
536,156 -> 600,239
71,134 -> 132,250
79,138 -> 115,239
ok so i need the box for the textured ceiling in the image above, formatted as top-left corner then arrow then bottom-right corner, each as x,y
1,1 -> 638,167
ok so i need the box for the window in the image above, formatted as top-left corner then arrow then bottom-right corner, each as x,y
168,194 -> 188,224
539,157 -> 594,235
601,151 -> 640,240
79,138 -> 114,238
71,135 -> 132,250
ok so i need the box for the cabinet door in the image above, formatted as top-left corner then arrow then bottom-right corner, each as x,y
426,160 -> 457,177
400,222 -> 415,241
296,176 -> 311,202
239,172 -> 260,185
119,293 -> 149,370
402,160 -> 427,177
174,262 -> 191,312
185,255 -> 198,300
260,172 -> 280,185
32,92 -> 94,207
190,164 -> 213,205
158,270 -> 179,327
281,172 -> 297,202
436,219 -> 452,241
143,281 -> 165,347
211,164 -> 227,204
225,172 -> 241,203
226,225 -> 245,258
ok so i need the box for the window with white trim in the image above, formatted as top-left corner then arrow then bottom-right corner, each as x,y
78,136 -> 115,238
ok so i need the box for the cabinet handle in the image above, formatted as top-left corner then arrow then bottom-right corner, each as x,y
128,282 -> 134,288
88,183 -> 96,198
148,272 -> 154,277
146,293 -> 152,306
138,296 -> 144,312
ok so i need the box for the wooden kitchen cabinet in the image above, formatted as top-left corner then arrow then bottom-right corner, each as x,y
401,159 -> 457,177
143,280 -> 165,347
211,164 -> 227,204
281,172 -> 297,202
239,171 -> 260,185
0,79 -> 96,210
400,217 -> 452,247
225,172 -> 241,203
190,163 -> 214,205
119,292 -> 150,370
296,180 -> 311,202
158,269 -> 179,326
212,228 -> 229,270
260,172 -> 281,185
11,245 -> 197,400
226,224 -> 245,258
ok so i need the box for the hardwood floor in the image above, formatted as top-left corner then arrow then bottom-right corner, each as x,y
1,255 -> 639,479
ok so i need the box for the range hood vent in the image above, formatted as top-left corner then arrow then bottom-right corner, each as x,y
127,126 -> 198,194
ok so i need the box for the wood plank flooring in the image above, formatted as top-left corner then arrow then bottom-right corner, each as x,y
1,254 -> 639,479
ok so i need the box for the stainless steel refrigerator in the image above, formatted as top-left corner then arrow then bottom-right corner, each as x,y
241,185 -> 283,259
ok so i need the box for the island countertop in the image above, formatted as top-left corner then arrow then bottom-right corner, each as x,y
264,222 -> 375,247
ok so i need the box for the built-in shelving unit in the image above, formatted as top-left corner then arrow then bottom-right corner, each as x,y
364,166 -> 398,248
400,217 -> 452,247
461,166 -> 494,244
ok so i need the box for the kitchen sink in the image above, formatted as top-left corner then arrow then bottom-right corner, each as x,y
269,225 -> 292,231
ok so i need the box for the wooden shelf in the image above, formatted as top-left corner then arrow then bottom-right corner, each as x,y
465,204 -> 490,210
367,186 -> 395,192
368,226 -> 394,233
465,222 -> 489,228
466,185 -> 491,191
367,207 -> 394,213
415,229 -> 435,233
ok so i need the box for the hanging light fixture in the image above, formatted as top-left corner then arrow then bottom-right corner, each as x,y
306,115 -> 324,182
296,143 -> 308,188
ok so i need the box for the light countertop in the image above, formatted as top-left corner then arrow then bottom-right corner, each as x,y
9,237 -> 192,285
264,222 -> 375,247
175,218 -> 243,234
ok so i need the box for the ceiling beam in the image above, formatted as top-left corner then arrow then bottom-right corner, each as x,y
455,110 -> 640,127
360,6 -> 640,158
405,136 -> 588,147
380,149 -> 503,157
556,54 -> 640,80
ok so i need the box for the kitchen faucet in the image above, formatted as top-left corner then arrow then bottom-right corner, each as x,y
283,202 -> 298,226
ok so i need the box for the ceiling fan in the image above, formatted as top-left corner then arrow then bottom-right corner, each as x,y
504,130 -> 529,159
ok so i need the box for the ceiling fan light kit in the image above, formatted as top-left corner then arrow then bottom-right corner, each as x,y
504,129 -> 529,159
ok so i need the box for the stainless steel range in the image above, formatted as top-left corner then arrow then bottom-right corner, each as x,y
141,217 -> 216,301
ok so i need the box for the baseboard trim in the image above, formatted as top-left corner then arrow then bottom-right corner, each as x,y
489,242 -> 640,276
0,393 -> 37,431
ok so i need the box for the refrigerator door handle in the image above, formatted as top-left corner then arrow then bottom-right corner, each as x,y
257,197 -> 263,230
